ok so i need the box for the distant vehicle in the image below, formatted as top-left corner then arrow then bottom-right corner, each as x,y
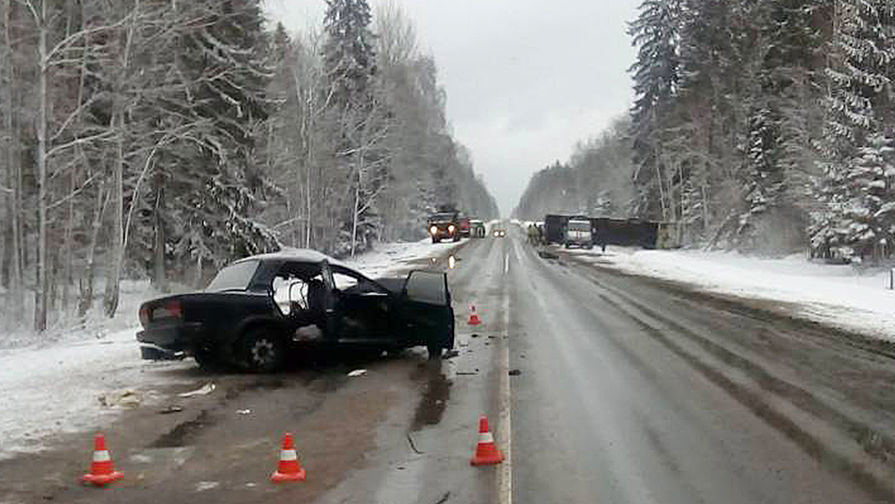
470,219 -> 486,238
428,210 -> 462,243
492,227 -> 507,238
544,214 -> 568,244
459,214 -> 471,238
564,218 -> 593,249
136,250 -> 455,371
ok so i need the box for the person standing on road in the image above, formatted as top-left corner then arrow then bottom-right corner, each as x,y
528,224 -> 538,245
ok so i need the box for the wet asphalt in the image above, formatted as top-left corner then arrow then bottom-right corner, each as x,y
507,233 -> 895,503
4,230 -> 895,503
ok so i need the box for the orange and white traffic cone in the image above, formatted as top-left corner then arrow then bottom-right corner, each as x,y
82,433 -> 124,486
470,415 -> 504,466
467,305 -> 482,326
271,433 -> 307,482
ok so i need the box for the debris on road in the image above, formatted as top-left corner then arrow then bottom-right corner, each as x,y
407,433 -> 424,454
98,390 -> 142,409
195,481 -> 219,492
158,405 -> 184,415
456,371 -> 478,376
178,382 -> 215,398
508,369 -> 522,376
347,369 -> 367,377
471,333 -> 480,338
236,409 -> 251,415
444,349 -> 460,359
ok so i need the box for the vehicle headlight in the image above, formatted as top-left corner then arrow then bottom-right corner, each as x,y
448,225 -> 456,233
430,226 -> 437,235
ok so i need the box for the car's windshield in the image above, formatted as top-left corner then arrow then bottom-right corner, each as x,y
205,260 -> 260,292
430,213 -> 456,222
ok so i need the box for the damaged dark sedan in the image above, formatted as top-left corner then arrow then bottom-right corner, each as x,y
136,250 -> 455,372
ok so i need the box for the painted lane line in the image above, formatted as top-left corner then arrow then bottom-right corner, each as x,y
498,243 -> 513,504
504,253 -> 510,274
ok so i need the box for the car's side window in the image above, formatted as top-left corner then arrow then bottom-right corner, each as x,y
333,271 -> 359,291
272,274 -> 309,315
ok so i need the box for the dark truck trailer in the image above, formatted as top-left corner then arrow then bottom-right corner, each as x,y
544,214 -> 569,245
591,218 -> 658,249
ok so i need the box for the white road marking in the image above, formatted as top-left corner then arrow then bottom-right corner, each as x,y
498,246 -> 513,504
504,253 -> 509,274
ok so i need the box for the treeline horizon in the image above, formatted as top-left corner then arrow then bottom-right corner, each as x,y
0,0 -> 497,333
515,0 -> 894,261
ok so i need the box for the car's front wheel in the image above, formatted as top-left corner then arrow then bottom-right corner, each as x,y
240,327 -> 285,373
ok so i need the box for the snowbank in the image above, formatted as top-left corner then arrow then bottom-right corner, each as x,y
568,247 -> 895,341
0,238 -> 465,459
342,237 -> 467,278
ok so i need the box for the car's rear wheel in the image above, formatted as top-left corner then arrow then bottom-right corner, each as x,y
432,237 -> 439,244
240,327 -> 285,373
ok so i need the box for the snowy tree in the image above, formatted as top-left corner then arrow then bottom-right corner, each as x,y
628,0 -> 681,221
811,0 -> 895,262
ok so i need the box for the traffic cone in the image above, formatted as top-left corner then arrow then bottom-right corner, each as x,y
82,433 -> 124,486
470,415 -> 504,466
271,433 -> 306,482
467,305 -> 482,326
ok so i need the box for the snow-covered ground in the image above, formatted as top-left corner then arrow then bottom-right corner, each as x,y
0,238 -> 465,460
567,246 -> 895,342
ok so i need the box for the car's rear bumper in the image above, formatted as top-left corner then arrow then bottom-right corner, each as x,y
136,322 -> 204,360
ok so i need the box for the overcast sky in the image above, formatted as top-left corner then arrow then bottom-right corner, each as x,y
264,0 -> 640,216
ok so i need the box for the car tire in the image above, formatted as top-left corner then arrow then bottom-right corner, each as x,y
427,344 -> 443,360
452,235 -> 460,242
432,237 -> 438,244
240,327 -> 285,373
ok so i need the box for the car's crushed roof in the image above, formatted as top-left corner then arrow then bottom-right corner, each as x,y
233,248 -> 347,267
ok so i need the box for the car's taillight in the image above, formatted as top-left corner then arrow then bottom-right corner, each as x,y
145,300 -> 183,323
139,305 -> 150,326
166,300 -> 183,319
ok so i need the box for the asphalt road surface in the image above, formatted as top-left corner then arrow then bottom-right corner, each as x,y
3,228 -> 895,503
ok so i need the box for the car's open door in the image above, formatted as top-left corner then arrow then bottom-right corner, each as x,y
320,260 -> 339,339
399,271 -> 454,351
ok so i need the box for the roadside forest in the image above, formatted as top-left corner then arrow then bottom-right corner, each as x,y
515,0 -> 895,261
0,0 -> 497,333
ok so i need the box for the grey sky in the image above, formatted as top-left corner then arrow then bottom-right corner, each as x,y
264,0 -> 640,216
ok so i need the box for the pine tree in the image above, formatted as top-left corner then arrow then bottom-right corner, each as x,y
736,1 -> 822,251
159,0 -> 280,280
811,0 -> 895,262
628,0 -> 681,220
321,0 -> 387,256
